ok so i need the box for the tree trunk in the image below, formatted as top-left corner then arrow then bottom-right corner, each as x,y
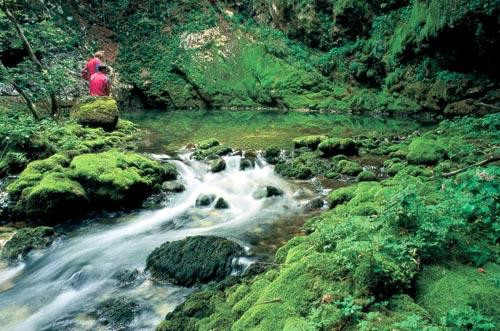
1,2 -> 59,116
11,82 -> 41,120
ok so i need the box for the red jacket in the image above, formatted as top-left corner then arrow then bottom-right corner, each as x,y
90,72 -> 111,96
82,57 -> 102,81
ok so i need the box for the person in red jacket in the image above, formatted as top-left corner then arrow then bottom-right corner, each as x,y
81,51 -> 104,81
90,65 -> 111,96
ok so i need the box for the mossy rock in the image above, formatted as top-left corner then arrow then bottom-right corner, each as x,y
71,96 -> 119,131
195,193 -> 216,207
263,147 -> 281,164
197,138 -> 219,150
192,145 -> 233,161
337,160 -> 363,176
240,158 -> 255,171
275,160 -> 313,180
318,138 -> 358,157
293,135 -> 327,150
210,158 -> 226,173
146,236 -> 245,286
328,186 -> 356,208
69,150 -> 176,207
357,170 -> 377,182
214,197 -> 230,209
406,138 -> 446,165
1,227 -> 55,262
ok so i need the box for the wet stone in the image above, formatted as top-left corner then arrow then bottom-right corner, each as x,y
195,194 -> 216,207
162,181 -> 186,193
252,186 -> 284,200
304,198 -> 325,211
214,197 -> 230,209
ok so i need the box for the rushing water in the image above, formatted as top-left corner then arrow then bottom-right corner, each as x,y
0,153 -> 318,330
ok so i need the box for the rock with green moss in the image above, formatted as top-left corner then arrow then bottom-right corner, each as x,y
70,96 -> 119,131
406,138 -> 446,165
263,147 -> 281,164
240,158 -> 255,171
318,138 -> 358,157
337,160 -> 363,176
210,158 -> 226,173
146,236 -> 245,286
69,150 -> 176,207
192,145 -> 233,161
293,135 -> 327,150
197,138 -> 219,150
357,170 -> 377,182
1,227 -> 55,262
0,152 -> 28,177
328,186 -> 356,208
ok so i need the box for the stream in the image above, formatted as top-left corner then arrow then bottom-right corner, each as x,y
0,111 -> 427,330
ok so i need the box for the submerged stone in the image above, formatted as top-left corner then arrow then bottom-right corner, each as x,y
162,181 -> 186,193
252,185 -> 284,199
95,296 -> 140,328
214,197 -> 230,209
1,226 -> 55,262
195,193 -> 216,207
71,96 -> 119,131
146,236 -> 245,286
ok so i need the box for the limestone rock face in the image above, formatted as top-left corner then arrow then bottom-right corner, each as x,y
71,96 -> 119,131
146,236 -> 245,286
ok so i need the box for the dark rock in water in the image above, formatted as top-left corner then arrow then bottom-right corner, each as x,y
70,96 -> 119,131
195,194 -> 216,207
146,236 -> 245,286
192,145 -> 233,161
95,296 -> 140,328
210,158 -> 226,173
162,181 -> 186,193
1,226 -> 55,262
214,197 -> 229,209
304,198 -> 325,211
231,150 -> 243,156
252,186 -> 284,199
240,158 -> 255,171
113,269 -> 141,288
263,147 -> 281,164
244,150 -> 258,159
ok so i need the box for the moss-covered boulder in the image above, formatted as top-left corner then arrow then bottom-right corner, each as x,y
7,154 -> 89,220
1,227 -> 55,262
71,96 -> 119,131
337,160 -> 363,176
192,145 -> 233,161
146,236 -> 245,286
293,135 -> 327,150
357,170 -> 377,182
197,138 -> 219,150
263,147 -> 281,164
214,197 -> 230,209
406,138 -> 446,165
69,150 -> 176,207
318,138 -> 358,157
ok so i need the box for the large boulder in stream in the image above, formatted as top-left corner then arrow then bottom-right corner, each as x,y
318,138 -> 358,157
71,96 -> 119,131
146,236 -> 246,286
252,185 -> 284,199
7,151 -> 177,221
94,296 -> 140,329
1,226 -> 55,262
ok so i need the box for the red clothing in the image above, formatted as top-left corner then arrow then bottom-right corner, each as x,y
89,72 -> 111,96
82,57 -> 102,81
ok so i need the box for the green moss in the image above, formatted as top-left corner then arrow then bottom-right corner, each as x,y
406,138 -> 446,165
328,186 -> 356,208
337,159 -> 363,176
357,170 -> 377,182
416,263 -> 500,327
197,138 -> 219,150
192,145 -> 233,161
292,135 -> 327,150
